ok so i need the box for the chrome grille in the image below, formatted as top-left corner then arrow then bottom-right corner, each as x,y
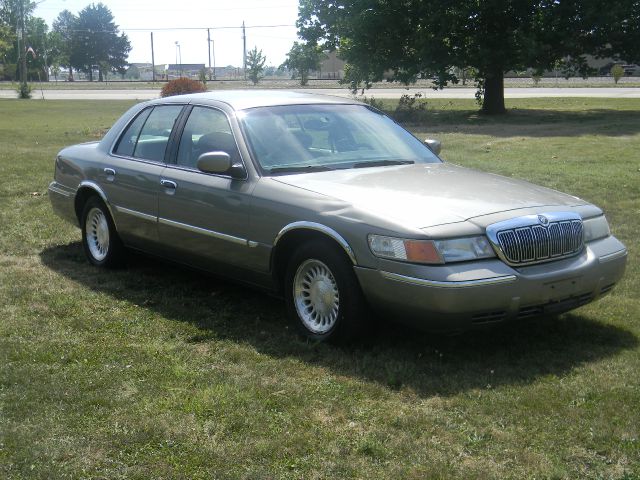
496,219 -> 583,265
486,213 -> 585,267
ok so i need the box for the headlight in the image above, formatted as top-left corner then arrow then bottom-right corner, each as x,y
433,236 -> 496,263
583,215 -> 610,242
368,234 -> 495,264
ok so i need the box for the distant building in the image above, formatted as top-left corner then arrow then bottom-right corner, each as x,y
209,65 -> 244,79
317,51 -> 345,80
127,63 -> 166,81
166,63 -> 206,79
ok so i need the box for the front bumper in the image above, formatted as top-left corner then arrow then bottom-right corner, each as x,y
354,235 -> 627,332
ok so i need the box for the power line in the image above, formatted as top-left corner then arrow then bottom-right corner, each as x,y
57,24 -> 296,34
122,24 -> 296,31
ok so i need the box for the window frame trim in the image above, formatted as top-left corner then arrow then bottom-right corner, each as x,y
165,103 -> 249,181
109,104 -> 188,165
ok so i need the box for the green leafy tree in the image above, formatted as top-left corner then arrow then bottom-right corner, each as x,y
124,64 -> 140,80
298,0 -> 640,114
1,0 -> 37,82
50,62 -> 60,81
245,46 -> 266,85
0,23 -> 12,62
51,10 -> 77,81
611,64 -> 625,84
70,3 -> 130,82
25,16 -> 49,80
281,41 -> 325,85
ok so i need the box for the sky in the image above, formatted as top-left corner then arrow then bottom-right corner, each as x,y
34,0 -> 301,68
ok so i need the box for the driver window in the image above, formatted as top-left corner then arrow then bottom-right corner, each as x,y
177,106 -> 240,169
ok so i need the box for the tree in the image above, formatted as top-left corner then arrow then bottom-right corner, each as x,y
25,16 -> 49,81
281,41 -> 325,85
298,0 -> 640,114
245,46 -> 266,85
51,10 -> 77,81
70,3 -> 130,81
1,0 -> 37,89
124,64 -> 140,80
611,64 -> 625,84
0,23 -> 12,67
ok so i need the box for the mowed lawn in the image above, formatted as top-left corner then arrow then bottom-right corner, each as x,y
0,98 -> 638,479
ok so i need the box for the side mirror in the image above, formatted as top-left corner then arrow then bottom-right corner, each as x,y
196,151 -> 232,174
424,139 -> 442,155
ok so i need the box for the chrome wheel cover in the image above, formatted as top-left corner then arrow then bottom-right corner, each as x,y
85,207 -> 110,261
293,259 -> 340,334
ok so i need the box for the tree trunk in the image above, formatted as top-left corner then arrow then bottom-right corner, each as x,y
481,70 -> 506,114
68,67 -> 74,81
89,69 -> 93,82
99,69 -> 103,82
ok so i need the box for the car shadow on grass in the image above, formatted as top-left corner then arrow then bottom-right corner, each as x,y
41,242 -> 638,398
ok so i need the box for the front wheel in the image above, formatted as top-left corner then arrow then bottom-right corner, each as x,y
81,196 -> 125,268
285,240 -> 367,342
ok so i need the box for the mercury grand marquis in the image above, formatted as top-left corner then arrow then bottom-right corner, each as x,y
48,91 -> 628,341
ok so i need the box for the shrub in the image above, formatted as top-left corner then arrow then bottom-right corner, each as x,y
160,77 -> 207,98
17,82 -> 32,99
611,64 -> 624,84
360,96 -> 385,111
361,93 -> 428,123
393,93 -> 428,122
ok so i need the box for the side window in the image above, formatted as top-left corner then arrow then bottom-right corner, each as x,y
113,108 -> 152,157
133,105 -> 183,162
177,106 -> 240,169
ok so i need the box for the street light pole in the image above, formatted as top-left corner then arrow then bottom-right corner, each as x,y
207,29 -> 212,81
175,41 -> 182,77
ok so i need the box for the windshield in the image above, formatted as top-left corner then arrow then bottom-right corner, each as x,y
238,104 -> 441,174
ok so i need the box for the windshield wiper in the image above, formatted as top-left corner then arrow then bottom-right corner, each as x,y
352,160 -> 414,168
268,165 -> 335,174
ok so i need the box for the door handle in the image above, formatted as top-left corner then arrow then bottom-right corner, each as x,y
103,168 -> 116,180
160,179 -> 177,189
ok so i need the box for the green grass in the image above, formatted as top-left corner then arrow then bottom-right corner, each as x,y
1,98 -> 638,479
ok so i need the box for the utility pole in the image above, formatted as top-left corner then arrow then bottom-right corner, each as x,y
150,32 -> 156,82
242,21 -> 246,80
18,0 -> 28,96
207,28 -> 212,81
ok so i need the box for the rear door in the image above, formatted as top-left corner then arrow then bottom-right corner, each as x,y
103,104 -> 185,248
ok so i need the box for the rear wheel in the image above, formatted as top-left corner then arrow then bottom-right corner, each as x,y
81,196 -> 125,268
285,240 -> 367,342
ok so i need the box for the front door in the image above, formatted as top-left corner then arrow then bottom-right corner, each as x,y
157,105 -> 257,271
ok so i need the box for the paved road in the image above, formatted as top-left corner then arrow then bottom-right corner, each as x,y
1,87 -> 639,100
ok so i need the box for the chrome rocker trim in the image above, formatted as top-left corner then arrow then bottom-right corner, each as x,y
114,205 -> 157,222
158,217 -> 249,246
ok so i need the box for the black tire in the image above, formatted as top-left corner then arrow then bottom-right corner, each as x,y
80,196 -> 125,268
284,239 -> 367,342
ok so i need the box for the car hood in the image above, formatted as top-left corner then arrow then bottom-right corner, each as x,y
272,163 -> 586,229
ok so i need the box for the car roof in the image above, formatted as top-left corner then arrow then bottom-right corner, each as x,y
151,90 -> 363,111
